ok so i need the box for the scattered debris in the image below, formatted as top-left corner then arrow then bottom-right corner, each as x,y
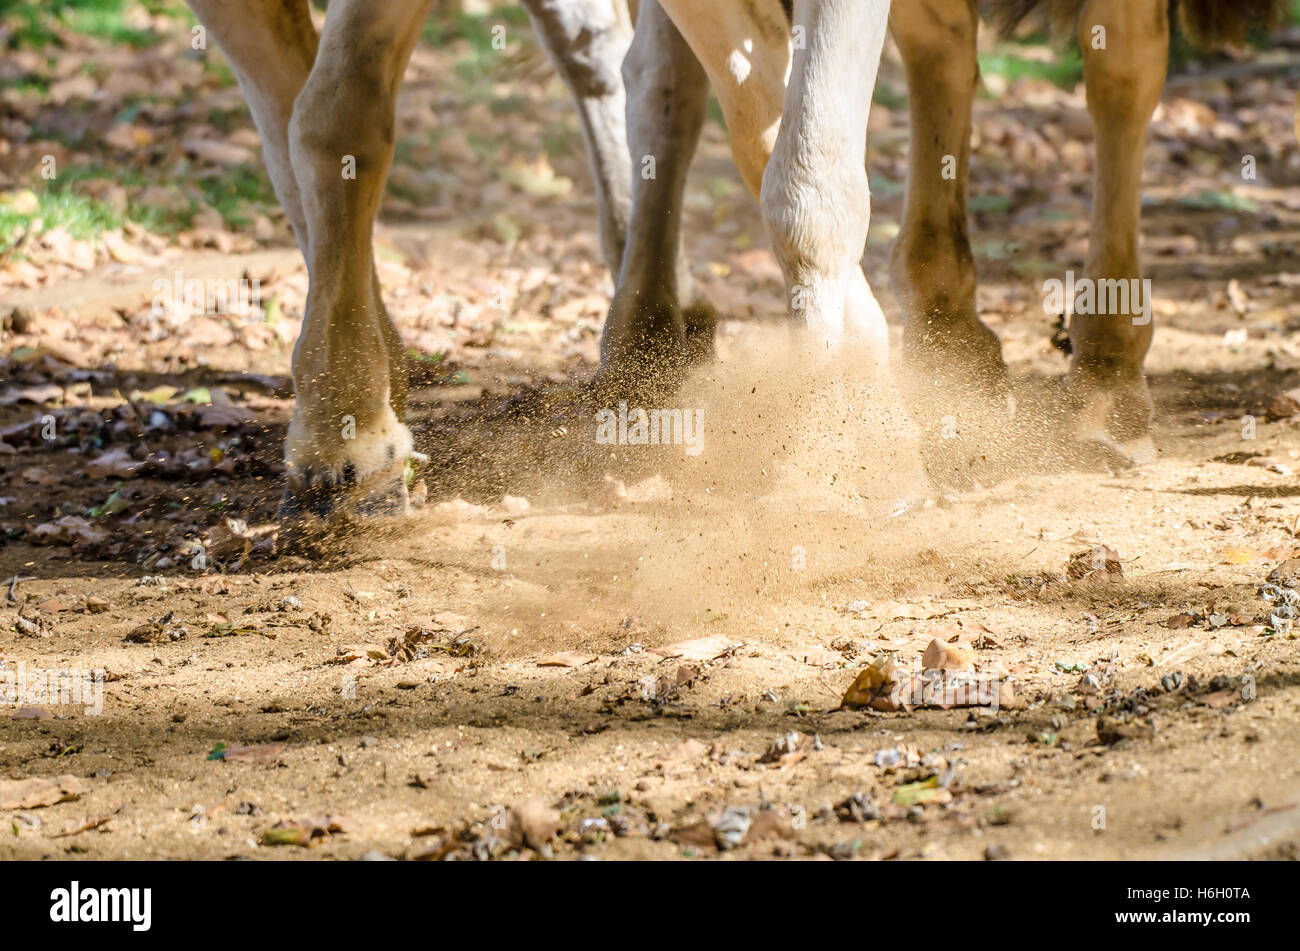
262,814 -> 351,848
759,731 -> 818,767
841,652 -> 1014,712
1067,546 -> 1123,583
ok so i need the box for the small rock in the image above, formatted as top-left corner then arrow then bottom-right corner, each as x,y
712,807 -> 752,851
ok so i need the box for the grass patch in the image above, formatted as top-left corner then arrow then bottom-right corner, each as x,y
127,199 -> 194,235
0,186 -> 122,243
978,49 -> 1084,90
2,0 -> 189,50
422,6 -> 532,51
0,157 -> 277,242
0,74 -> 50,95
873,80 -> 908,111
194,166 -> 276,229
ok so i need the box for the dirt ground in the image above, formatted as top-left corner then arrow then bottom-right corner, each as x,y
2,5 -> 1300,860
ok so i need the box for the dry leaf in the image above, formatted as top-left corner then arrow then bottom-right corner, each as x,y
1264,387 -> 1300,420
84,447 -> 140,479
1201,690 -> 1239,709
0,774 -> 86,810
649,636 -> 738,662
30,515 -> 109,547
1266,559 -> 1300,587
840,654 -> 902,711
790,645 -> 839,667
329,644 -> 389,666
183,136 -> 257,167
50,809 -> 120,838
0,384 -> 62,406
1067,546 -> 1123,582
921,637 -> 975,672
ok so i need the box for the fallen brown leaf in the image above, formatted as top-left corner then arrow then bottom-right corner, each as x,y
922,637 -> 975,672
649,635 -> 738,662
1067,546 -> 1123,582
790,645 -> 839,667
0,774 -> 86,810
840,654 -> 902,711
50,808 -> 122,838
83,447 -> 140,479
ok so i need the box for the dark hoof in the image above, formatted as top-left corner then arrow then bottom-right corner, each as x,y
591,346 -> 689,407
597,293 -> 697,403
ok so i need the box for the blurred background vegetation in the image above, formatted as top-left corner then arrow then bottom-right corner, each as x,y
1,0 -> 1297,254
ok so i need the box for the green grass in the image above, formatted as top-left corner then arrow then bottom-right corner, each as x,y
0,75 -> 50,95
194,166 -> 276,228
422,6 -> 532,51
0,156 -> 277,243
984,1 -> 1300,81
0,0 -> 190,50
423,6 -> 535,86
872,80 -> 908,111
978,50 -> 1084,91
201,56 -> 236,88
0,187 -> 123,242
